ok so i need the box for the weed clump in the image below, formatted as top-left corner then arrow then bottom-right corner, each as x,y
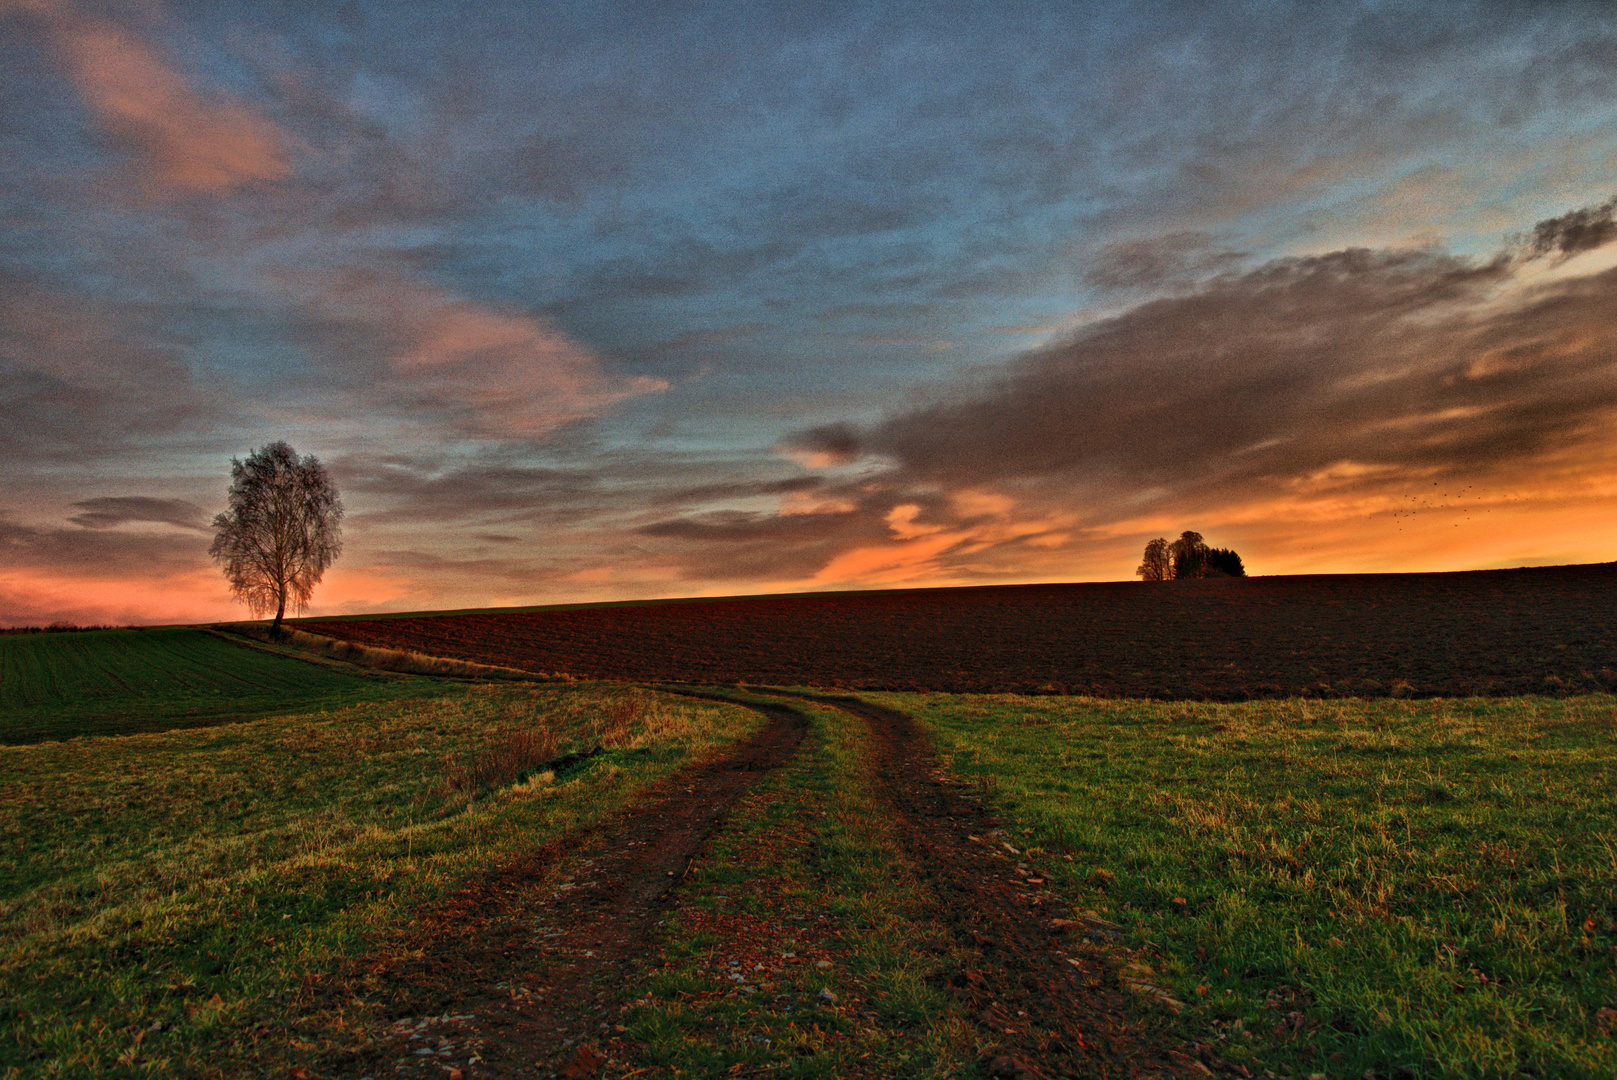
444,728 -> 558,792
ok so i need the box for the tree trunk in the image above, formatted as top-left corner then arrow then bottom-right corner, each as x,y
272,592 -> 286,634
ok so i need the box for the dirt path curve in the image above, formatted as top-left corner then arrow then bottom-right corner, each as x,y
323,697 -> 807,1080
768,690 -> 1234,1080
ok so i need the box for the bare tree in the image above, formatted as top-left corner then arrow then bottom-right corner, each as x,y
209,441 -> 343,631
1136,537 -> 1172,581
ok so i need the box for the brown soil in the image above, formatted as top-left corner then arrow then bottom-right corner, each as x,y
308,563 -> 1617,699
313,696 -> 807,1079
773,690 -> 1235,1079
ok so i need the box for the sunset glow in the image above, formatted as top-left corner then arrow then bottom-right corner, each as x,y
3,2 -> 1616,625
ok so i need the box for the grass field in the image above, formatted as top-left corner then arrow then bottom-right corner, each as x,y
892,692 -> 1617,1079
0,628 -> 441,744
0,680 -> 762,1078
5,622 -> 1615,1078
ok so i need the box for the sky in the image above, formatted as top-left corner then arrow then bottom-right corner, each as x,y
3,0 -> 1617,626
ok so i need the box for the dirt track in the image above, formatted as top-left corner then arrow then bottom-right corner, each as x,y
310,690 -> 1227,1079
310,563 -> 1617,699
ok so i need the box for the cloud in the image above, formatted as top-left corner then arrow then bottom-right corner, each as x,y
0,273 -> 232,464
779,422 -> 861,468
20,0 -> 291,194
655,475 -> 825,506
0,512 -> 211,577
68,496 -> 207,531
639,508 -> 860,544
786,217 -> 1617,537
288,272 -> 668,440
334,454 -> 597,524
1527,195 -> 1617,260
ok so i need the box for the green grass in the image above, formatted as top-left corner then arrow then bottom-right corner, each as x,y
0,628 -> 440,743
0,682 -> 762,1078
10,626 -> 1613,1080
883,692 -> 1617,1080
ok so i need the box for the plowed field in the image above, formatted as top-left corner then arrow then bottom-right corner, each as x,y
310,563 -> 1617,699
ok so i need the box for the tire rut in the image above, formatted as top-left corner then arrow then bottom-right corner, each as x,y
767,690 -> 1235,1080
320,699 -> 808,1080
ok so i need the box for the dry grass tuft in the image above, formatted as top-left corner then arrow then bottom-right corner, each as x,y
445,728 -> 559,792
594,695 -> 644,747
586,691 -> 701,749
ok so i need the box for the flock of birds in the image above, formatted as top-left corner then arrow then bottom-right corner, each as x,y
1385,483 -> 1492,531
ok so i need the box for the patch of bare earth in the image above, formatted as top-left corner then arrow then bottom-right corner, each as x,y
312,700 -> 806,1080
775,691 -> 1243,1079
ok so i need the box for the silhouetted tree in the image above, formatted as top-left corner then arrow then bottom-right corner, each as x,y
1139,531 -> 1248,580
1136,537 -> 1172,581
1204,547 -> 1246,577
1169,530 -> 1207,579
210,441 -> 343,632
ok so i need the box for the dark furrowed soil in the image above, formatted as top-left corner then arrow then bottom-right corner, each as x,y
773,690 -> 1236,1080
313,700 -> 807,1079
309,563 -> 1617,699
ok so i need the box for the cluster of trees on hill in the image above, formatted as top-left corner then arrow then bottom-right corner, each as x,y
1136,531 -> 1245,580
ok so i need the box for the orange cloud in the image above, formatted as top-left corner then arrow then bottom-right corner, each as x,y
812,531 -> 965,587
778,491 -> 857,516
806,495 -> 1074,589
21,0 -> 290,194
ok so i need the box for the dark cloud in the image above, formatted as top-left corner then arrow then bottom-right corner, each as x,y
794,239 -> 1617,519
655,475 -> 824,506
334,456 -> 595,524
1528,195 -> 1617,259
780,423 -> 862,467
637,504 -> 886,582
0,515 -> 210,576
68,497 -> 208,531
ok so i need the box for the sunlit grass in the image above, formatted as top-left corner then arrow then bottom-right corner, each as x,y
0,683 -> 760,1078
882,692 -> 1617,1079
